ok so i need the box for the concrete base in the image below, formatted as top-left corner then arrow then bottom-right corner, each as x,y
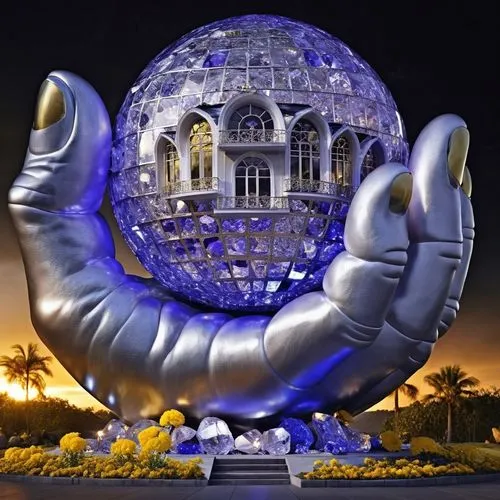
290,473 -> 500,488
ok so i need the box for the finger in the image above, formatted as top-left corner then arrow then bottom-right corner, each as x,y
263,163 -> 411,388
343,340 -> 433,414
386,114 -> 468,342
438,178 -> 474,337
307,116 -> 471,410
341,190 -> 474,411
9,73 -> 110,213
8,72 -> 297,422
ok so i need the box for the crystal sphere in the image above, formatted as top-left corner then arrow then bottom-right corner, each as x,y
109,14 -> 408,312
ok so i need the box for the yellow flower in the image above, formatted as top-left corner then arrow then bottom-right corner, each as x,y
140,433 -> 171,455
410,436 -> 443,456
159,409 -> 185,428
59,433 -> 86,453
380,431 -> 401,452
138,426 -> 161,447
60,433 -> 80,449
111,438 -> 137,457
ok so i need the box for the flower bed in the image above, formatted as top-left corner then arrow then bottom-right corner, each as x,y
299,457 -> 474,481
297,437 -> 500,483
0,431 -> 205,481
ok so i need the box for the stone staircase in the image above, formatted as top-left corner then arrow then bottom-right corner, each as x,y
208,457 -> 290,485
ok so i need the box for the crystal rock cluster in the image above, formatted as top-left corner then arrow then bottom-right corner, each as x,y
87,413 -> 373,455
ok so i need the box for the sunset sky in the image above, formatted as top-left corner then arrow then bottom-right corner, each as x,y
1,1 -> 499,413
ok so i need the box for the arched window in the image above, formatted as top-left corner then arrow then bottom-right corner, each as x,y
235,157 -> 271,197
360,147 -> 376,181
290,120 -> 320,181
189,119 -> 212,179
162,139 -> 180,185
228,104 -> 274,133
331,136 -> 352,185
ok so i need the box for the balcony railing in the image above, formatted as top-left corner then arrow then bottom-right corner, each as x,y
283,177 -> 356,200
216,196 -> 289,210
219,129 -> 286,144
166,177 -> 221,196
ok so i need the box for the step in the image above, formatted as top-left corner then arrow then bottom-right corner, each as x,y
213,463 -> 288,471
214,458 -> 286,465
210,472 -> 290,480
209,478 -> 290,485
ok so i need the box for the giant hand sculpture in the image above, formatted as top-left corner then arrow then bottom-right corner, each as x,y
9,72 -> 474,428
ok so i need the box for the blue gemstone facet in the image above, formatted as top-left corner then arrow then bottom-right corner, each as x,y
280,418 -> 314,454
311,413 -> 349,453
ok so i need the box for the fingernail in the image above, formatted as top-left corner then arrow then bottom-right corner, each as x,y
448,127 -> 469,187
461,166 -> 472,198
29,75 -> 75,155
389,172 -> 412,214
33,80 -> 66,130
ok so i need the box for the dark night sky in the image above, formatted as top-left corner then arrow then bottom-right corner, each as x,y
0,0 -> 499,408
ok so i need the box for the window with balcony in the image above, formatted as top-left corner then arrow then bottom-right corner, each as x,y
290,120 -> 320,181
331,136 -> 352,185
189,119 -> 212,180
219,103 -> 286,144
228,104 -> 274,139
235,157 -> 271,197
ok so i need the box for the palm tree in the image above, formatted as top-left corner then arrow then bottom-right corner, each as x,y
393,383 -> 420,414
423,365 -> 479,443
391,383 -> 419,433
0,343 -> 53,431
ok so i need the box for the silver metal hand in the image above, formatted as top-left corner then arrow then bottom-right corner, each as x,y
9,71 -> 472,427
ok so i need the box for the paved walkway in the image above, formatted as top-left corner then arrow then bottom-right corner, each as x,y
1,481 -> 500,499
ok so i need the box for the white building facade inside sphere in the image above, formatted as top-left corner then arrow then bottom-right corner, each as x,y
156,90 -> 390,211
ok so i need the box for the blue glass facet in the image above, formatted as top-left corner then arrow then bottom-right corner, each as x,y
311,413 -> 349,453
341,424 -> 372,453
280,418 -> 314,453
